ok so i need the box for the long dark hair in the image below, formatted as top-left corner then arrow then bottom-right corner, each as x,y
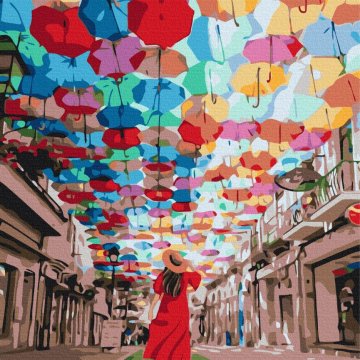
163,260 -> 183,297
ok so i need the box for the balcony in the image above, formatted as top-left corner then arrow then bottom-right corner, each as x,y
283,160 -> 360,241
309,160 -> 360,222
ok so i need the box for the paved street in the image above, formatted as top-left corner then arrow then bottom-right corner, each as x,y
1,345 -> 357,360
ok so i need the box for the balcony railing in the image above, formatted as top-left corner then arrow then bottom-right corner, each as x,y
282,160 -> 360,240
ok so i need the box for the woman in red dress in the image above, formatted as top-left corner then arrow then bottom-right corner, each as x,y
143,249 -> 201,360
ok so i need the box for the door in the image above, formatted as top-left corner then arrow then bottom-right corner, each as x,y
0,264 -> 16,340
19,271 -> 35,348
280,295 -> 294,345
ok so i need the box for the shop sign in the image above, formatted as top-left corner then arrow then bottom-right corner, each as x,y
100,320 -> 123,348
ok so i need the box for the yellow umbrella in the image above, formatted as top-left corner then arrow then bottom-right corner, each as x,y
197,0 -> 258,22
242,194 -> 273,207
231,63 -> 287,108
307,57 -> 344,96
267,2 -> 321,35
219,0 -> 259,18
181,95 -> 229,123
304,105 -> 353,131
170,244 -> 187,251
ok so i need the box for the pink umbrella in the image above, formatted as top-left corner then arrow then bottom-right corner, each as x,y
188,234 -> 206,245
243,205 -> 267,214
153,241 -> 171,249
194,211 -> 217,218
215,255 -> 235,262
197,264 -> 212,271
54,87 -> 100,121
249,183 -> 277,196
290,130 -> 332,151
243,35 -> 302,81
220,120 -> 260,141
244,35 -> 302,63
174,177 -> 192,190
148,208 -> 171,218
201,249 -> 220,256
88,37 -> 145,80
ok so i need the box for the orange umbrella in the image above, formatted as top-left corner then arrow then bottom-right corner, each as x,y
323,74 -> 360,108
240,151 -> 277,171
322,1 -> 360,25
136,48 -> 188,78
221,188 -> 251,202
204,164 -> 237,182
258,119 -> 304,144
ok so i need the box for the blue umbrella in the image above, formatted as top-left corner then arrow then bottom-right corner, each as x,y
114,170 -> 143,187
97,105 -> 144,128
133,79 -> 185,114
79,0 -> 129,41
302,16 -> 360,57
68,131 -> 105,148
94,191 -> 121,203
134,242 -> 152,251
141,145 -> 178,162
125,206 -> 147,217
187,17 -> 215,62
43,167 -> 90,184
47,52 -> 99,89
103,243 -> 120,251
0,0 -> 32,32
84,161 -> 118,180
120,254 -> 138,261
18,54 -> 57,99
173,189 -> 192,203
13,118 -> 72,138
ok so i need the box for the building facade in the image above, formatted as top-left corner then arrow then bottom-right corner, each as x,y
0,163 -> 107,354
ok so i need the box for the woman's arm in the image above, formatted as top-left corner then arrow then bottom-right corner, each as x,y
148,293 -> 161,322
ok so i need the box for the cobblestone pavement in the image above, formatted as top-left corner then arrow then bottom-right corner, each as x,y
192,344 -> 358,359
1,345 -> 358,359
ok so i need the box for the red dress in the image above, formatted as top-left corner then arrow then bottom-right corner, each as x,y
143,271 -> 201,360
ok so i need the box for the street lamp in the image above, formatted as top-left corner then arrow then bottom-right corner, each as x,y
108,246 -> 120,317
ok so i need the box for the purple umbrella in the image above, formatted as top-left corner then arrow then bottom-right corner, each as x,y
88,36 -> 145,80
119,185 -> 144,197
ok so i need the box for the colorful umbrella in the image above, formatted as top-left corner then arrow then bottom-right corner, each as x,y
79,0 -> 130,41
128,0 -> 194,50
31,6 -> 94,58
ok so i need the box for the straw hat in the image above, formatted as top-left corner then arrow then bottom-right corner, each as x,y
162,249 -> 188,273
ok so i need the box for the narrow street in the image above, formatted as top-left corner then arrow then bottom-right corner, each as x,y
0,345 -> 356,360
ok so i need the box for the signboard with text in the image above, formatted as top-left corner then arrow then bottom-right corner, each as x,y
100,320 -> 123,348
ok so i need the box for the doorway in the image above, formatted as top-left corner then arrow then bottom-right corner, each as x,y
19,271 -> 35,348
280,295 -> 294,344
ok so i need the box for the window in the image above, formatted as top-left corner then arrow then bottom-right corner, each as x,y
0,264 -> 15,337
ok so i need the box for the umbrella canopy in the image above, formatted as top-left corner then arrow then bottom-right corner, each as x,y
31,6 -> 94,58
128,0 -> 194,50
79,0 -> 130,41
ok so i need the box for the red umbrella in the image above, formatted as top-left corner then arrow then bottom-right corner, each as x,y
145,186 -> 173,202
89,179 -> 121,192
128,0 -> 194,50
31,7 -> 94,58
58,189 -> 96,204
102,128 -> 141,150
